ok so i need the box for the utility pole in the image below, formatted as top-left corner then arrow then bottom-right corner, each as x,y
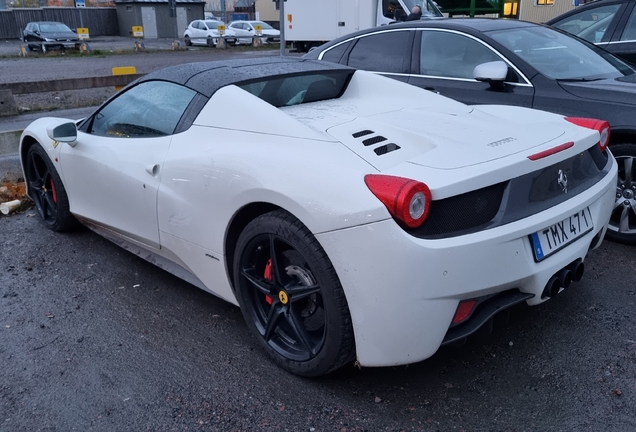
279,0 -> 285,56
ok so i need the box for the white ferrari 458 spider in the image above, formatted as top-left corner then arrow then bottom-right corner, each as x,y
20,58 -> 617,376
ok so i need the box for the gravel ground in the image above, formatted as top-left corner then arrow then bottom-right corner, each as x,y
1,211 -> 635,431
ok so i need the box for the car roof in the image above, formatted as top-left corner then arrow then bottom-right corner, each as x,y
28,21 -> 67,25
391,18 -> 538,32
307,18 -> 541,54
138,58 -> 353,98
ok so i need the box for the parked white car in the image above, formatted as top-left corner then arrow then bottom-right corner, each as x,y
19,58 -> 617,377
184,20 -> 237,47
228,20 -> 280,44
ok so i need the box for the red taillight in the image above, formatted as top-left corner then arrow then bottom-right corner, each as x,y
452,299 -> 477,325
527,141 -> 574,161
565,117 -> 610,152
364,174 -> 432,229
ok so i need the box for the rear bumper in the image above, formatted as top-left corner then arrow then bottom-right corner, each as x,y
316,158 -> 617,367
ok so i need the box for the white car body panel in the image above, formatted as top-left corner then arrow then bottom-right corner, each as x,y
229,21 -> 280,45
19,65 -> 618,369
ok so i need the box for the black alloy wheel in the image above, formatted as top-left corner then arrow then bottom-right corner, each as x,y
184,35 -> 192,46
207,36 -> 214,47
607,144 -> 636,245
234,210 -> 355,376
25,144 -> 76,231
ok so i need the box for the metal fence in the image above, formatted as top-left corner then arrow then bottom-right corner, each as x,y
0,7 -> 119,39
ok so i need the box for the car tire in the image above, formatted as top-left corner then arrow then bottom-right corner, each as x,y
606,143 -> 636,244
25,143 -> 77,232
233,210 -> 356,377
207,36 -> 214,47
184,35 -> 192,46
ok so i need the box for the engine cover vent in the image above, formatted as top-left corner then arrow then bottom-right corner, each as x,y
374,144 -> 401,155
352,130 -> 374,138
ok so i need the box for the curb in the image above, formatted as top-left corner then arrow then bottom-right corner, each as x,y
0,129 -> 22,156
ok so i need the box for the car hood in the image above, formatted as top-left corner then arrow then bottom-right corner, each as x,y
558,74 -> 636,106
323,106 -> 566,171
42,31 -> 78,40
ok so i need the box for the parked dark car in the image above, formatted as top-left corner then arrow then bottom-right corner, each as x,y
547,0 -> 636,66
304,19 -> 636,244
23,21 -> 81,52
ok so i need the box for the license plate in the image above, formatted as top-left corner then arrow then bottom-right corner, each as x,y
529,207 -> 593,262
63,43 -> 75,47
225,38 -> 236,43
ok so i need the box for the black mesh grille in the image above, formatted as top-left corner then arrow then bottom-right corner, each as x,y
352,130 -> 373,138
362,136 -> 387,146
411,182 -> 508,239
374,143 -> 400,155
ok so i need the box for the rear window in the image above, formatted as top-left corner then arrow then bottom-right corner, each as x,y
237,71 -> 354,107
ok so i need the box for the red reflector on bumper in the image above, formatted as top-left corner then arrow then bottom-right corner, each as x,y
527,142 -> 574,161
452,299 -> 477,325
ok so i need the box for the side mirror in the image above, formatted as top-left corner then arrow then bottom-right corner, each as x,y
473,61 -> 508,87
248,28 -> 253,31
35,30 -> 40,35
47,122 -> 78,147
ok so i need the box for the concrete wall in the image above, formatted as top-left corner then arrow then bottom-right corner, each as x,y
255,0 -> 278,23
519,0 -> 575,23
117,3 -> 204,38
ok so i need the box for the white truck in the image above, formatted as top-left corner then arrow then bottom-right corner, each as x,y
284,0 -> 443,52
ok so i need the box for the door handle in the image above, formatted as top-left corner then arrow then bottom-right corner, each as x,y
424,87 -> 440,95
145,164 -> 160,176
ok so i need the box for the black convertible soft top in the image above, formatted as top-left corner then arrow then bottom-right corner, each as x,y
138,58 -> 354,98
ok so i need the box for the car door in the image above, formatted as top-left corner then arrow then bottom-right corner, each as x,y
342,29 -> 415,83
26,23 -> 42,44
60,80 -> 197,249
232,22 -> 250,43
193,21 -> 206,44
408,29 -> 535,107
606,1 -> 636,65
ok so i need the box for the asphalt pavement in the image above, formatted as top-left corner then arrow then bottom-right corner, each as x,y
1,211 -> 635,431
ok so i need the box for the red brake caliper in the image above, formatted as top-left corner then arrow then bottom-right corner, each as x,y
264,258 -> 273,305
49,179 -> 57,204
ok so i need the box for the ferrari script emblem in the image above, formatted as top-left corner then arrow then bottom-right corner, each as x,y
278,291 -> 289,304
558,169 -> 568,193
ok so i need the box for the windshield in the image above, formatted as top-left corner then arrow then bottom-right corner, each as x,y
40,23 -> 73,33
205,21 -> 221,29
489,26 -> 634,80
402,0 -> 443,17
252,21 -> 274,30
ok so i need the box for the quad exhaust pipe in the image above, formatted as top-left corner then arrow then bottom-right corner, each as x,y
542,259 -> 584,299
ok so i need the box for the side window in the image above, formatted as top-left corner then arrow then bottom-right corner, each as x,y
346,31 -> 411,73
550,4 -> 621,43
620,6 -> 636,41
320,41 -> 352,64
88,81 -> 196,138
419,31 -> 502,79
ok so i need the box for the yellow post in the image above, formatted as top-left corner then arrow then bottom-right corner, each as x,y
253,24 -> 263,47
216,25 -> 227,49
77,28 -> 90,41
112,66 -> 137,92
